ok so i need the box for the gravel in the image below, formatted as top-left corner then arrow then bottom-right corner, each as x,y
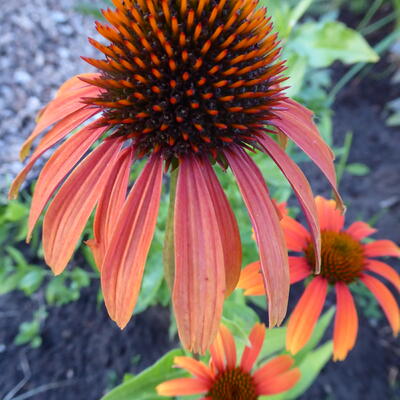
0,0 -> 103,199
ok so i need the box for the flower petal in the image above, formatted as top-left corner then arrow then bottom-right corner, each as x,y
20,84 -> 102,160
237,261 -> 265,296
201,159 -> 242,297
361,274 -> 400,336
42,138 -> 123,274
174,356 -> 214,383
156,377 -> 210,396
365,260 -> 400,292
346,221 -> 376,241
253,355 -> 294,384
101,154 -> 163,328
280,215 -> 310,252
364,240 -> 400,258
333,283 -> 358,361
9,107 -> 99,200
289,256 -> 312,284
315,195 -> 344,232
173,156 -> 226,354
26,121 -> 107,241
258,134 -> 321,273
273,99 -> 344,212
240,322 -> 266,373
286,276 -> 328,354
226,147 -> 289,327
256,368 -> 301,395
90,147 -> 133,268
219,325 -> 237,369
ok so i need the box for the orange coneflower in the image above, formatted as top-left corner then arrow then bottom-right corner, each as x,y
9,0 -> 342,353
157,323 -> 300,399
238,196 -> 400,360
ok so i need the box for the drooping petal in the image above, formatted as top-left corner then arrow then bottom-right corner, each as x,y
253,355 -> 294,384
256,368 -> 301,396
361,274 -> 400,336
258,134 -> 321,272
273,99 -> 344,211
240,323 -> 266,373
333,283 -> 358,361
280,215 -> 310,252
346,221 -> 377,241
173,357 -> 214,383
26,121 -> 107,241
289,256 -> 312,284
173,156 -> 226,354
364,240 -> 400,258
89,146 -> 133,268
20,84 -> 102,160
156,378 -> 210,396
101,154 -> 163,329
226,147 -> 289,327
315,196 -> 345,232
42,138 -> 123,274
365,260 -> 400,291
9,107 -> 99,199
237,261 -> 265,296
201,159 -> 242,297
286,276 -> 328,355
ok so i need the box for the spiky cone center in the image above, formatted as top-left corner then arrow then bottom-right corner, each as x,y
208,367 -> 258,400
83,0 -> 286,164
305,230 -> 365,284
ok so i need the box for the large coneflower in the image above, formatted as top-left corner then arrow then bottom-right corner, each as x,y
157,323 -> 300,399
9,0 -> 342,353
238,196 -> 400,360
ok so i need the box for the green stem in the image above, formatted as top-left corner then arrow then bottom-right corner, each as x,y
357,0 -> 384,31
336,131 -> 353,187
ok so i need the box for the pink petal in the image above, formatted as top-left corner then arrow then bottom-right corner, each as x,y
364,240 -> 400,258
101,154 -> 163,329
289,256 -> 312,284
346,221 -> 376,240
42,138 -> 123,274
173,156 -> 226,354
258,134 -> 321,273
280,215 -> 310,252
240,322 -> 266,373
226,147 -> 289,327
315,195 -> 345,232
365,260 -> 400,291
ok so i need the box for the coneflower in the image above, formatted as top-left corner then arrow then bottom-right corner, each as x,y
10,0 -> 342,353
238,197 -> 400,360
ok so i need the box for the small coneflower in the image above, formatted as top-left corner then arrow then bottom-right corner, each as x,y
9,0 -> 342,353
156,323 -> 300,399
238,196 -> 400,360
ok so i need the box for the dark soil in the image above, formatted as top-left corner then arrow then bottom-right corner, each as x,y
1,7 -> 400,400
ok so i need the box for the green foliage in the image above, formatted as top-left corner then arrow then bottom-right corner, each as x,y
14,308 -> 48,348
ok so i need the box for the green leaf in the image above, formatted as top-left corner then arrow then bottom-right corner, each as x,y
101,349 -> 186,400
290,21 -> 379,68
346,163 -> 370,176
258,326 -> 287,361
288,0 -> 314,30
3,201 -> 29,222
19,268 -> 47,295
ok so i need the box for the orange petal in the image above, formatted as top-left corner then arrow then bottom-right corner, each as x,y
42,138 -> 123,274
173,156 -> 226,354
286,276 -> 328,354
315,196 -> 344,232
209,331 -> 225,373
333,283 -> 358,361
56,73 -> 101,95
156,377 -> 210,396
346,221 -> 376,241
101,154 -> 163,328
240,322 -> 266,373
365,260 -> 400,292
258,134 -> 321,273
237,261 -> 265,296
202,159 -> 242,297
289,256 -> 312,284
20,84 -> 101,160
174,356 -> 214,383
219,324 -> 237,369
226,147 -> 289,327
26,121 -> 107,241
90,147 -> 133,268
364,240 -> 400,258
273,99 -> 344,212
280,215 -> 310,252
361,274 -> 400,336
9,107 -> 99,200
256,368 -> 301,395
253,355 -> 294,384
